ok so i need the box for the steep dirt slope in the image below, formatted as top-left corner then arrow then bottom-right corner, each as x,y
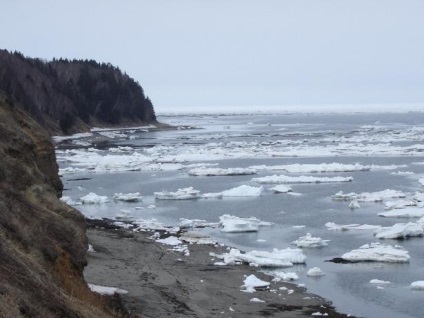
0,95 -> 121,317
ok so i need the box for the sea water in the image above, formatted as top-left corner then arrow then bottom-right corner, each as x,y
59,111 -> 424,318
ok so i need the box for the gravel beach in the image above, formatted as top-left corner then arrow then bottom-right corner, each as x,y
84,226 -> 353,318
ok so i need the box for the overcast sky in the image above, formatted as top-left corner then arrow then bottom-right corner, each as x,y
1,0 -> 424,112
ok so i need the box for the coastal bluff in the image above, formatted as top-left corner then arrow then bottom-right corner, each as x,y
0,95 -> 124,317
0,50 -> 157,135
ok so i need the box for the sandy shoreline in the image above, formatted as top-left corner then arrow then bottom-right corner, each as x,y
84,224 -> 353,317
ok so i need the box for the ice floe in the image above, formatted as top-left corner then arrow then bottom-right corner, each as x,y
250,163 -> 370,173
188,167 -> 257,176
307,267 -> 325,277
220,185 -> 264,197
378,207 -> 424,218
80,192 -> 109,204
253,175 -> 353,184
270,185 -> 293,193
154,187 -> 201,200
241,274 -> 270,293
339,243 -> 410,263
370,279 -> 390,284
348,200 -> 360,209
410,281 -> 424,290
214,248 -> 306,267
332,189 -> 406,202
219,214 -> 273,233
270,271 -> 299,281
292,233 -> 330,248
113,192 -> 143,202
325,222 -> 382,231
374,222 -> 423,239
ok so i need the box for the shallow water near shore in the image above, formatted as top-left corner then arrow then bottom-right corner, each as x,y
59,111 -> 424,318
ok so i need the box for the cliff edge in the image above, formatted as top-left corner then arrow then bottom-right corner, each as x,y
0,50 -> 157,135
0,95 -> 121,317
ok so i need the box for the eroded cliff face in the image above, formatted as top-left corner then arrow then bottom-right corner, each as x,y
0,95 -> 117,317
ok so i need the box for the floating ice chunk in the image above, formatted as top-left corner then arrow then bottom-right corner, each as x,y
332,189 -> 406,202
349,200 -> 360,209
219,214 -> 273,233
311,312 -> 328,316
250,163 -> 369,173
292,233 -> 330,248
307,267 -> 325,277
179,218 -> 217,229
271,185 -> 293,193
379,207 -> 424,218
253,175 -> 353,184
80,192 -> 109,204
374,222 -> 423,239
411,281 -> 424,290
250,297 -> 265,302
202,192 -> 223,199
221,185 -> 264,197
88,283 -> 128,295
340,242 -> 410,263
271,271 -> 299,281
325,222 -> 381,231
390,171 -> 415,176
87,244 -> 96,253
188,167 -> 257,176
155,236 -> 182,246
60,196 -> 79,206
370,279 -> 390,284
419,178 -> 424,186
113,192 -> 143,202
180,231 -> 216,245
242,274 -> 270,293
384,199 -> 417,210
98,131 -> 127,138
58,167 -> 88,176
154,187 -> 201,200
215,248 -> 306,268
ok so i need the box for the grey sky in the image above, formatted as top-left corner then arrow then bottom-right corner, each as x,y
1,0 -> 423,111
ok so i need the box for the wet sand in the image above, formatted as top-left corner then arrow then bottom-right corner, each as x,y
84,226 -> 353,317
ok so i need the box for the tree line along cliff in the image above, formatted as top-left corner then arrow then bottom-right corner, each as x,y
0,49 -> 157,135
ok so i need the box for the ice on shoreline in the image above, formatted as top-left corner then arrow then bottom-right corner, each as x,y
253,175 -> 353,184
242,274 -> 270,293
340,243 -> 410,263
88,283 -> 128,295
214,248 -> 306,268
